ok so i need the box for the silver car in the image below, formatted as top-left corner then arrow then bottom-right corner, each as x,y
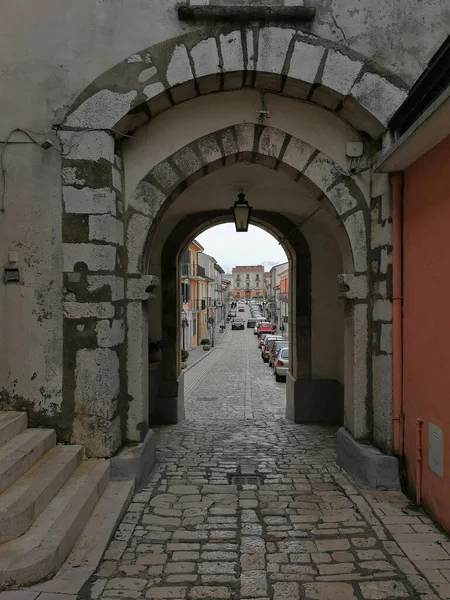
274,347 -> 289,381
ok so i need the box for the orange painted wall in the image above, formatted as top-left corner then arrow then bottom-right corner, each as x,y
403,135 -> 450,531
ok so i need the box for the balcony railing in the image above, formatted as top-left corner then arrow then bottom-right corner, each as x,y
181,263 -> 206,278
279,293 -> 288,302
189,299 -> 207,311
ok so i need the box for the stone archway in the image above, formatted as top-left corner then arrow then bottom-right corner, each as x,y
60,25 -> 399,461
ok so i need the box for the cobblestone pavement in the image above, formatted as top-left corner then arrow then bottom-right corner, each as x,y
81,322 -> 450,600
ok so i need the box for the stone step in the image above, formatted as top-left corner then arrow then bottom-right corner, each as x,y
0,444 -> 85,543
0,459 -> 110,589
0,412 -> 27,448
0,429 -> 56,494
28,479 -> 135,596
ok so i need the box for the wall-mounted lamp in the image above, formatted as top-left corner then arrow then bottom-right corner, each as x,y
231,192 -> 252,232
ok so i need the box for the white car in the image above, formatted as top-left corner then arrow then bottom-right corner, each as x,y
274,347 -> 289,381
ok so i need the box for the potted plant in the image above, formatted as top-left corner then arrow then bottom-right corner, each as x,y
148,339 -> 163,362
201,338 -> 211,351
181,348 -> 189,369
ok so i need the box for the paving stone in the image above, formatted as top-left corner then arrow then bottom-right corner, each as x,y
241,570 -> 268,597
77,328 -> 446,600
303,582 -> 357,599
188,586 -> 231,598
359,580 -> 410,598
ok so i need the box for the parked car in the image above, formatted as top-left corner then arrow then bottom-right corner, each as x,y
262,336 -> 284,361
247,318 -> 257,328
268,339 -> 289,367
231,317 -> 245,330
228,310 -> 237,317
257,322 -> 276,338
274,347 -> 289,381
258,332 -> 271,349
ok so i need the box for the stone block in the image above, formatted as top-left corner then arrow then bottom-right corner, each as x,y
257,27 -> 295,75
127,275 -> 159,300
172,146 -> 202,178
130,181 -> 166,217
258,127 -> 286,159
372,221 -> 392,248
96,319 -> 125,347
111,429 -> 156,490
321,50 -> 363,96
155,374 -> 186,425
65,89 -> 137,129
64,302 -> 115,319
380,323 -> 392,354
234,123 -> 255,154
351,73 -> 407,127
87,275 -> 125,301
89,214 -> 123,245
112,167 -> 122,193
126,301 -> 149,440
304,152 -> 343,191
286,376 -> 344,423
373,300 -> 392,322
59,131 -> 114,162
63,187 -> 116,215
337,273 -> 368,300
75,348 -> 120,419
327,181 -> 359,215
372,354 -> 393,450
220,31 -> 244,73
282,136 -> 315,173
198,134 -> 222,165
127,213 -> 152,274
336,427 -> 400,490
191,37 -> 219,79
143,82 -> 165,102
63,243 -> 116,272
62,167 -> 85,186
219,129 -> 237,156
166,45 -> 194,87
343,211 -> 367,272
152,160 -> 179,192
288,40 -> 325,84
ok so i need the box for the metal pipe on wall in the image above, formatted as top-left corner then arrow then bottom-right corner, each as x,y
416,419 -> 423,505
391,174 -> 404,455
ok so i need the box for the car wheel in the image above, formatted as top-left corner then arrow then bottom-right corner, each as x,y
275,373 -> 281,382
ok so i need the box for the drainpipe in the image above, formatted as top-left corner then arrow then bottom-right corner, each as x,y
391,174 -> 404,456
415,419 -> 423,505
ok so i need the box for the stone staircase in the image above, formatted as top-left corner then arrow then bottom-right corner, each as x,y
0,411 -> 135,590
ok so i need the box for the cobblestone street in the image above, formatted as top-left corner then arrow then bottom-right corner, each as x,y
81,324 -> 450,600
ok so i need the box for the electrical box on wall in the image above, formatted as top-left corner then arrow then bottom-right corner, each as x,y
4,268 -> 20,283
346,142 -> 364,158
429,422 -> 444,478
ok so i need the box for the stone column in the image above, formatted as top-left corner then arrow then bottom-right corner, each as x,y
125,275 -> 159,441
370,173 -> 394,452
61,130 -> 125,457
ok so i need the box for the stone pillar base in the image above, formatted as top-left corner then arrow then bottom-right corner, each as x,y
286,373 -> 344,423
336,427 -> 401,489
155,373 -> 186,424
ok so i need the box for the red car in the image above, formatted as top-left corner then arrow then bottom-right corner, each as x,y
257,322 -> 276,338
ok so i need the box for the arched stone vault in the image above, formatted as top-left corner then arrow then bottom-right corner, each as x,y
63,26 -> 408,140
60,25 -> 395,460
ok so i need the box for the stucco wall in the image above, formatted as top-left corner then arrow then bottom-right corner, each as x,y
403,135 -> 450,531
0,144 -> 63,424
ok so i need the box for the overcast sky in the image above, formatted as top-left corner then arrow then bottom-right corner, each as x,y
196,224 -> 288,273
